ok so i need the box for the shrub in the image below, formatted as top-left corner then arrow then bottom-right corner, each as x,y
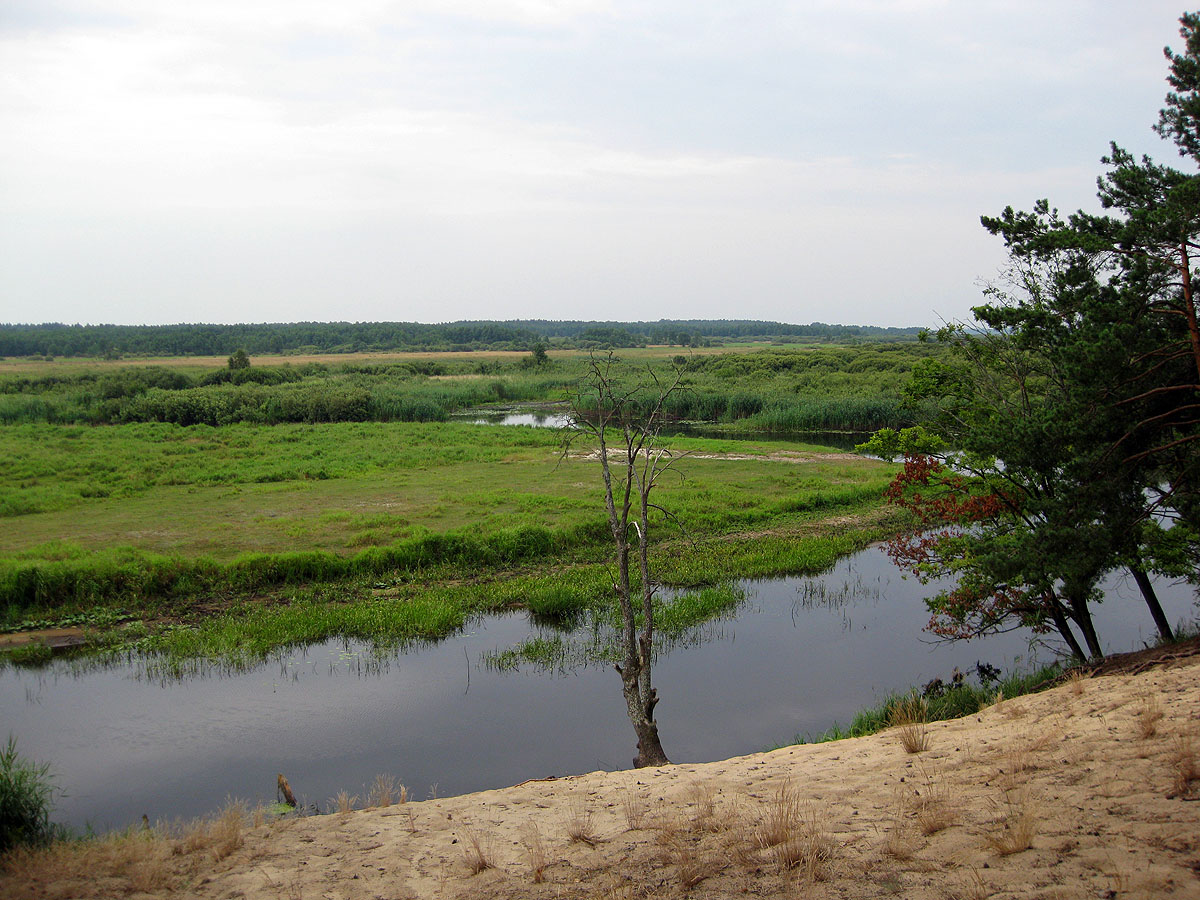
0,736 -> 63,853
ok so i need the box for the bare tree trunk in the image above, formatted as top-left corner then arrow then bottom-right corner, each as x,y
1066,591 -> 1103,659
573,354 -> 679,769
1047,600 -> 1088,662
1130,563 -> 1174,643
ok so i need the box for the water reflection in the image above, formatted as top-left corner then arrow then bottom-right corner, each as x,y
0,546 -> 1193,834
452,405 -> 871,450
454,409 -> 572,429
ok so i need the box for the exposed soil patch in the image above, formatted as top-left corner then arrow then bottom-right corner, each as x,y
0,627 -> 87,650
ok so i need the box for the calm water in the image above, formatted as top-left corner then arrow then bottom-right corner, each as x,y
2,545 -> 1193,833
452,406 -> 871,450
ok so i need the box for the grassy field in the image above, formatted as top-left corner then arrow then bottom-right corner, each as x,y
0,346 -> 921,666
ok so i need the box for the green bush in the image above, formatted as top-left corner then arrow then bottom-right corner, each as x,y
0,736 -> 63,853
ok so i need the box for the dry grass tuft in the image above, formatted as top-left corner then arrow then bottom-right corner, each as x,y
881,789 -> 915,859
750,782 -> 837,880
755,781 -> 802,850
329,791 -> 358,815
889,695 -> 930,753
566,800 -> 597,845
984,789 -> 1038,855
882,824 -> 916,860
952,867 -> 991,900
178,800 -> 246,860
367,774 -> 405,808
210,802 -> 247,860
913,768 -> 957,836
998,701 -> 1028,720
1135,693 -> 1165,740
658,833 -> 719,888
687,783 -> 721,832
773,806 -> 837,880
461,822 -> 495,874
521,823 -> 548,883
997,734 -> 1049,791
720,811 -> 761,870
622,792 -> 648,831
1169,730 -> 1199,797
1066,669 -> 1090,696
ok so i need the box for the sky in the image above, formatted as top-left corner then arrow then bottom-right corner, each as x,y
0,1 -> 1194,329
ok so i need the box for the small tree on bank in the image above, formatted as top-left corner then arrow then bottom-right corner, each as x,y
227,348 -> 250,370
566,354 -> 686,767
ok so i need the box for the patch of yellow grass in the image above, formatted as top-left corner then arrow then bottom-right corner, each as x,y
750,781 -> 838,880
0,800 -> 251,900
330,791 -> 358,815
1135,693 -> 1165,740
622,791 -> 648,831
1170,729 -> 1199,798
460,821 -> 495,874
367,773 -> 406,808
889,695 -> 930,753
566,800 -> 597,846
521,823 -> 548,883
984,788 -> 1038,855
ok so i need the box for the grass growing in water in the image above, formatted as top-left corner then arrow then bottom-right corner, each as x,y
0,737 -> 65,853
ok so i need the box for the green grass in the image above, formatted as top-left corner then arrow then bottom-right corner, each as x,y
782,663 -> 1064,746
0,421 -> 900,617
0,736 -> 66,852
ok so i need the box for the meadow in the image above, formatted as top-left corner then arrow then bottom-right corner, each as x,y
0,344 -> 925,666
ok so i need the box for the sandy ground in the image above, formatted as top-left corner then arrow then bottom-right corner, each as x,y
6,651 -> 1200,900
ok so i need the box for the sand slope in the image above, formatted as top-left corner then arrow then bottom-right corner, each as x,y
194,654 -> 1200,900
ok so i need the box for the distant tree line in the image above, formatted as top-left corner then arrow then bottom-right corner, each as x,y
0,319 -> 922,359
512,319 -> 923,344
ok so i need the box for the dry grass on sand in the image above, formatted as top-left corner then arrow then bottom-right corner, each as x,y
5,653 -> 1200,899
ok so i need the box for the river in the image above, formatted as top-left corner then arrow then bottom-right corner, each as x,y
1,542 -> 1192,833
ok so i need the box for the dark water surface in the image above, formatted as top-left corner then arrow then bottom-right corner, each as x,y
2,545 -> 1193,834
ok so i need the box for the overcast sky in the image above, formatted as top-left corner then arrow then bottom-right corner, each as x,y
1,2 -> 1194,328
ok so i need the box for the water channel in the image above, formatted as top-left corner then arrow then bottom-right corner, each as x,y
2,544 -> 1193,834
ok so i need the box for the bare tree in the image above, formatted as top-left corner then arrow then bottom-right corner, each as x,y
566,353 -> 687,768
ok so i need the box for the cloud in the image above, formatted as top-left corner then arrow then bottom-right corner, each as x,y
0,0 -> 1192,326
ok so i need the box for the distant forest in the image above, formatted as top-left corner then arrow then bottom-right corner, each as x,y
0,320 -> 923,358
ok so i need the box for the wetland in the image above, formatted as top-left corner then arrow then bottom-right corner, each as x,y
1,344 -> 1195,835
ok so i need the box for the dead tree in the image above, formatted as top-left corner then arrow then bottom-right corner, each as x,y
566,353 -> 686,768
